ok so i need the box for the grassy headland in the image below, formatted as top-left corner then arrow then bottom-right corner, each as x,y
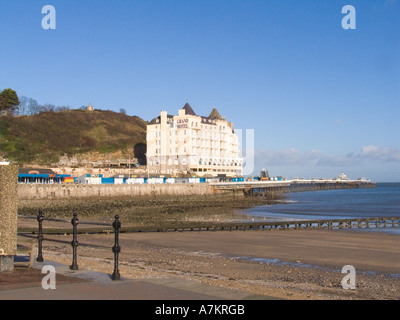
0,109 -> 147,165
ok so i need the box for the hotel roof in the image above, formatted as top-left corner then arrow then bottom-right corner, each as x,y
182,102 -> 196,116
148,103 -> 226,125
208,107 -> 225,120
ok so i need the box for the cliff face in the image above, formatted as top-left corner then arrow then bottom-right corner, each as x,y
0,109 -> 147,166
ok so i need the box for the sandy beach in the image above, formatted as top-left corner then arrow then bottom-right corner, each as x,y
20,227 -> 399,300
17,195 -> 400,300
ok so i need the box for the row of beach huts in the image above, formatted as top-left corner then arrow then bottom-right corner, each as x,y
17,169 -> 245,185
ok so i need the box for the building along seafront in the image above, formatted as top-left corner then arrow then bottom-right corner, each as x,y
146,103 -> 243,177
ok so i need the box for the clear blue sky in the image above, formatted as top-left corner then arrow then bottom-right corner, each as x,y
1,0 -> 399,181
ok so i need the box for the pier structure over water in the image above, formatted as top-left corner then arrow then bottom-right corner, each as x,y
210,179 -> 376,199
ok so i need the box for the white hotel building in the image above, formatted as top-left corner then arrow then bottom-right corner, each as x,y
146,103 -> 243,177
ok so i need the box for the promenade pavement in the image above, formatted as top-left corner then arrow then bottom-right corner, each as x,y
0,259 -> 270,300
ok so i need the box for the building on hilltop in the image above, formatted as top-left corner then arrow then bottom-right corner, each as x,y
146,103 -> 243,177
87,103 -> 94,111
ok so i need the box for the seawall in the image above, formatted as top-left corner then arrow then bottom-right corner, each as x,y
18,183 -> 218,200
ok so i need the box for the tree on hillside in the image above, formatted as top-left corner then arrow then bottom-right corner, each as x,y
17,96 -> 29,115
17,96 -> 72,115
0,88 -> 20,115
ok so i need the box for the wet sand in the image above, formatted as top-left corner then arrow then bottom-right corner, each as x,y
33,228 -> 400,300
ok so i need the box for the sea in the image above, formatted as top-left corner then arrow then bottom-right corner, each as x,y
243,182 -> 400,235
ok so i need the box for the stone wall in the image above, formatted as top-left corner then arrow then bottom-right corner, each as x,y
18,183 -> 218,200
0,165 -> 18,272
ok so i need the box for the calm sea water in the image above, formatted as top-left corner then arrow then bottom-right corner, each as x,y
237,183 -> 400,273
244,183 -> 400,233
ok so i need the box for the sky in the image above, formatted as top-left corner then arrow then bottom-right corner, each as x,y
0,0 -> 399,181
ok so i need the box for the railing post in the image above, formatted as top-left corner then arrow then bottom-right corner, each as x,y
36,210 -> 44,262
70,212 -> 79,270
112,215 -> 121,280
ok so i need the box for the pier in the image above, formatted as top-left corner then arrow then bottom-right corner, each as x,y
211,179 -> 376,199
